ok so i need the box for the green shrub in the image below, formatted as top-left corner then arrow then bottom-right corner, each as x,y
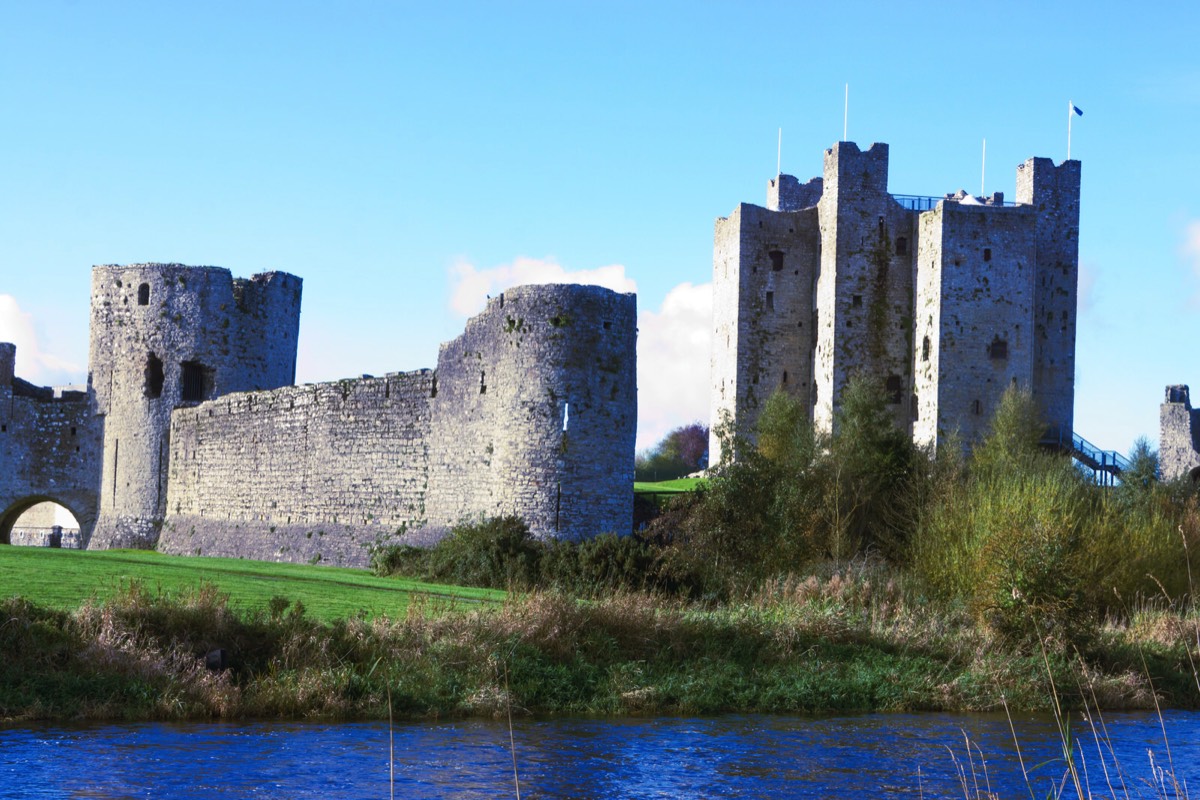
369,543 -> 427,577
373,516 -> 543,589
539,532 -> 659,595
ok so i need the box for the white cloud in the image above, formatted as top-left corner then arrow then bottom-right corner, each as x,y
635,281 -> 712,452
448,256 -> 637,317
0,295 -> 82,386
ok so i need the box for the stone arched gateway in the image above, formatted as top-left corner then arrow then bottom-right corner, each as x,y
0,492 -> 98,547
1,341 -> 103,547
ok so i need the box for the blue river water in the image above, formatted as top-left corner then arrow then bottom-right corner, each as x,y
1,711 -> 1198,799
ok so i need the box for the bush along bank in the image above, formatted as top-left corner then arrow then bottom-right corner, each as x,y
3,571 -> 1198,723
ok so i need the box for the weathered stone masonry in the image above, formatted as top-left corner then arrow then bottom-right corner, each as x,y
1160,385 -> 1200,482
160,284 -> 636,564
0,343 -> 101,545
711,141 -> 1080,459
1,266 -> 636,567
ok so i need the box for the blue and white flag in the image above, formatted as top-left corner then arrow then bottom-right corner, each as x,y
1070,102 -> 1083,117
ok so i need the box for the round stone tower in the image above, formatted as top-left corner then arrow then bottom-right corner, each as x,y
88,263 -> 301,549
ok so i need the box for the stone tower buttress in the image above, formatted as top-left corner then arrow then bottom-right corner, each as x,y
1016,157 -> 1081,437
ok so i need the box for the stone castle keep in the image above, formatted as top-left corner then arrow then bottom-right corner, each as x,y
0,265 -> 636,565
710,141 -> 1081,458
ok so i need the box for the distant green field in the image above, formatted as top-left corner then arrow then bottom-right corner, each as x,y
633,478 -> 704,494
0,547 -> 503,621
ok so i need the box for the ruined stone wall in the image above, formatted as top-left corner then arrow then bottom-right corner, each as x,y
87,264 -> 301,549
158,284 -> 636,566
1016,158 -> 1081,436
0,344 -> 102,545
160,372 -> 433,565
814,142 -> 916,433
1160,385 -> 1200,481
912,202 -> 1036,449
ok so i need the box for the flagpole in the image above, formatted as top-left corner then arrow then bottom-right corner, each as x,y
981,138 -> 986,197
843,84 -> 848,142
1067,100 -> 1073,161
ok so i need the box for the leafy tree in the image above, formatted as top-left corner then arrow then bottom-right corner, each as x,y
818,376 -> 919,563
635,422 -> 710,481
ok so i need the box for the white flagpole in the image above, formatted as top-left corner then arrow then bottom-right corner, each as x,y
843,84 -> 848,141
1067,101 -> 1073,161
981,138 -> 986,197
777,127 -> 781,176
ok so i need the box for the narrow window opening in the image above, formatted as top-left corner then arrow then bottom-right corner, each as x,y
885,375 -> 903,404
180,361 -> 213,402
983,248 -> 992,262
852,294 -> 863,308
70,426 -> 77,436
766,291 -> 774,311
768,250 -> 785,271
782,371 -> 789,385
922,336 -> 931,362
895,236 -> 908,256
972,399 -> 982,416
989,337 -> 1008,360
910,394 -> 919,421
137,283 -> 150,305
603,320 -> 612,330
431,377 -> 438,398
144,353 -> 164,398
480,371 -> 487,394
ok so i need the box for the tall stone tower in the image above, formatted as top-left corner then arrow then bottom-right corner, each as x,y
1016,157 -> 1082,437
813,142 -> 915,433
87,264 -> 301,549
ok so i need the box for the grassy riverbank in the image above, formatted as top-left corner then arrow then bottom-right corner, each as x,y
2,555 -> 1197,722
0,547 -> 501,621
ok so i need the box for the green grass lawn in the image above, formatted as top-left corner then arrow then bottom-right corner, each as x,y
633,477 -> 704,494
0,546 -> 503,621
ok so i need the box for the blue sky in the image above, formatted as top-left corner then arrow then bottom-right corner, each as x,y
1,1 -> 1198,454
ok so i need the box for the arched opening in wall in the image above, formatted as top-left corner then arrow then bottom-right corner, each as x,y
769,250 -> 785,271
0,499 -> 82,548
885,375 -> 903,404
1190,466 -> 1200,484
138,283 -> 150,305
144,353 -> 164,398
180,362 -> 214,403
